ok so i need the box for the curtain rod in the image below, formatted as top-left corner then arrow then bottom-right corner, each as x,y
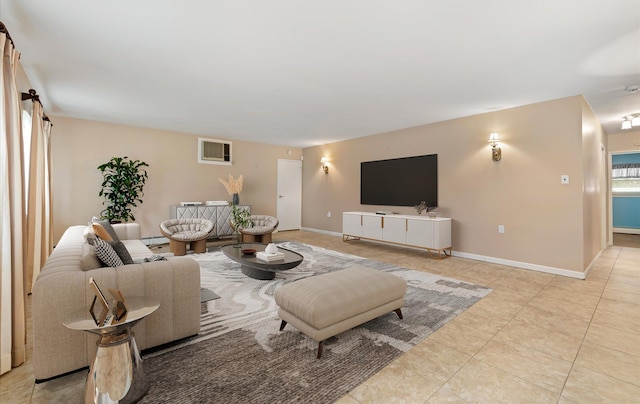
21,89 -> 52,124
0,21 -> 15,46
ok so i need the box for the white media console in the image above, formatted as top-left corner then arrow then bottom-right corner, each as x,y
342,211 -> 452,258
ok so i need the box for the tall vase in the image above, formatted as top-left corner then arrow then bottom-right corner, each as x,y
232,193 -> 239,205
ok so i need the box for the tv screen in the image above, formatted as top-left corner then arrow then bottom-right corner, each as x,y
360,154 -> 437,207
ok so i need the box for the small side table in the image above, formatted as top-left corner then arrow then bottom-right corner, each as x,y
64,297 -> 159,404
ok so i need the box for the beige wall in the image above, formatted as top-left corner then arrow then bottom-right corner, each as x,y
581,98 -> 607,262
51,117 -> 302,240
607,130 -> 640,153
302,96 -> 605,273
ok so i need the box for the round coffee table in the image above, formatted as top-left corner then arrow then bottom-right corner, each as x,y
221,242 -> 304,280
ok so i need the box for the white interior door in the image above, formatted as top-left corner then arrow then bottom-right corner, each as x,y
277,159 -> 302,231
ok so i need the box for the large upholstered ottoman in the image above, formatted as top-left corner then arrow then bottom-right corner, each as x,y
274,266 -> 407,358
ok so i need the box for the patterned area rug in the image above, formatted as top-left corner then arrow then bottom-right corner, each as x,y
140,242 -> 492,403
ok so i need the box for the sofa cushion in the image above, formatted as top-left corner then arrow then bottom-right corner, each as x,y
94,238 -> 124,267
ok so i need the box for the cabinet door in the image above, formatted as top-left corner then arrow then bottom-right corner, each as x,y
217,205 -> 250,236
432,220 -> 452,249
362,215 -> 383,240
199,206 -> 217,222
176,206 -> 199,219
406,219 -> 433,248
382,217 -> 406,244
342,213 -> 362,236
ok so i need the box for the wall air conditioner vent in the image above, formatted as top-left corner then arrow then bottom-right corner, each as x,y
198,138 -> 232,165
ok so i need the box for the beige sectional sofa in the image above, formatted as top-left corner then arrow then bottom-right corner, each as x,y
32,223 -> 201,381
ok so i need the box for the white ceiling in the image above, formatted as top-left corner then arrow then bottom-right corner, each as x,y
2,1 -> 639,148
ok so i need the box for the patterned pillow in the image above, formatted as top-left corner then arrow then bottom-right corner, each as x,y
94,238 -> 124,267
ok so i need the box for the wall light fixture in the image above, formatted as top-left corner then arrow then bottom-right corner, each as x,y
622,114 -> 640,130
488,132 -> 502,161
321,157 -> 329,174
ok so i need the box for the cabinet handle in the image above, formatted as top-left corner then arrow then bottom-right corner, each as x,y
381,217 -> 384,228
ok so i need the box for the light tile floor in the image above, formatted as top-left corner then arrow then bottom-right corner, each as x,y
1,230 -> 639,403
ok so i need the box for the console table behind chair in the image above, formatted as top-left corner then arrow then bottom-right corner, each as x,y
170,204 -> 251,238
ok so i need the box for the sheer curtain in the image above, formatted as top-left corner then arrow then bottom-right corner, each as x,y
0,24 -> 27,374
26,101 -> 53,291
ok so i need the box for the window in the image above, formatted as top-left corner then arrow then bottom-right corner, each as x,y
198,137 -> 232,165
612,162 -> 640,195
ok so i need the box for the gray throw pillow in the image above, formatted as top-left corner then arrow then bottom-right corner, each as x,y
109,240 -> 134,265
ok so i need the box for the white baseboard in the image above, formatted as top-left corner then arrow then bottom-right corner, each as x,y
451,251 -> 586,279
613,227 -> 640,235
302,227 -> 587,279
300,227 -> 342,237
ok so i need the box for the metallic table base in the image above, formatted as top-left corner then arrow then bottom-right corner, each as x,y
84,330 -> 148,404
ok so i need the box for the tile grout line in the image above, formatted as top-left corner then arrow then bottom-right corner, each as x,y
557,246 -> 622,398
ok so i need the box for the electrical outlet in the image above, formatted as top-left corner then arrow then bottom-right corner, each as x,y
327,211 -> 332,218
561,175 -> 569,184
498,225 -> 505,234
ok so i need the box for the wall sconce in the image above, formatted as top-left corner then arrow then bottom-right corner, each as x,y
321,157 -> 329,174
488,132 -> 502,161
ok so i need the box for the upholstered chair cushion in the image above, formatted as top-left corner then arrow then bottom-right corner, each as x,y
240,215 -> 278,235
160,218 -> 214,240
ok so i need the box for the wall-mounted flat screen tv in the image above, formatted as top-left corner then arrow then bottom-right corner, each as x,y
361,154 -> 437,207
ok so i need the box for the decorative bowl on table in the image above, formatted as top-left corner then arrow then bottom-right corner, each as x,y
241,248 -> 256,255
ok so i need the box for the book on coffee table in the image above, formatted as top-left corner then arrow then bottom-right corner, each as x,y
256,251 -> 285,262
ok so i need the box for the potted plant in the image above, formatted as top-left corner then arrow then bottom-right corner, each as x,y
230,204 -> 253,245
97,156 -> 149,223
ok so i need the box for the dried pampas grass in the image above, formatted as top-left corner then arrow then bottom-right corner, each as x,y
219,174 -> 243,195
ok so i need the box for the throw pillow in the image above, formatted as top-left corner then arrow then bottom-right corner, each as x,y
80,244 -> 105,271
92,218 -> 119,241
83,226 -> 97,245
94,238 -> 124,267
109,240 -> 134,265
91,222 -> 114,242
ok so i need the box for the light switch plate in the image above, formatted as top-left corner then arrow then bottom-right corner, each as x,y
561,175 -> 569,184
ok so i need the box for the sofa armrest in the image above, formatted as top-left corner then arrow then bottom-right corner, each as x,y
112,223 -> 141,240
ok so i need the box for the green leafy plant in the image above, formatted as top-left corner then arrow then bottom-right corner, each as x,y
97,157 -> 149,223
230,204 -> 253,244
230,204 -> 253,229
